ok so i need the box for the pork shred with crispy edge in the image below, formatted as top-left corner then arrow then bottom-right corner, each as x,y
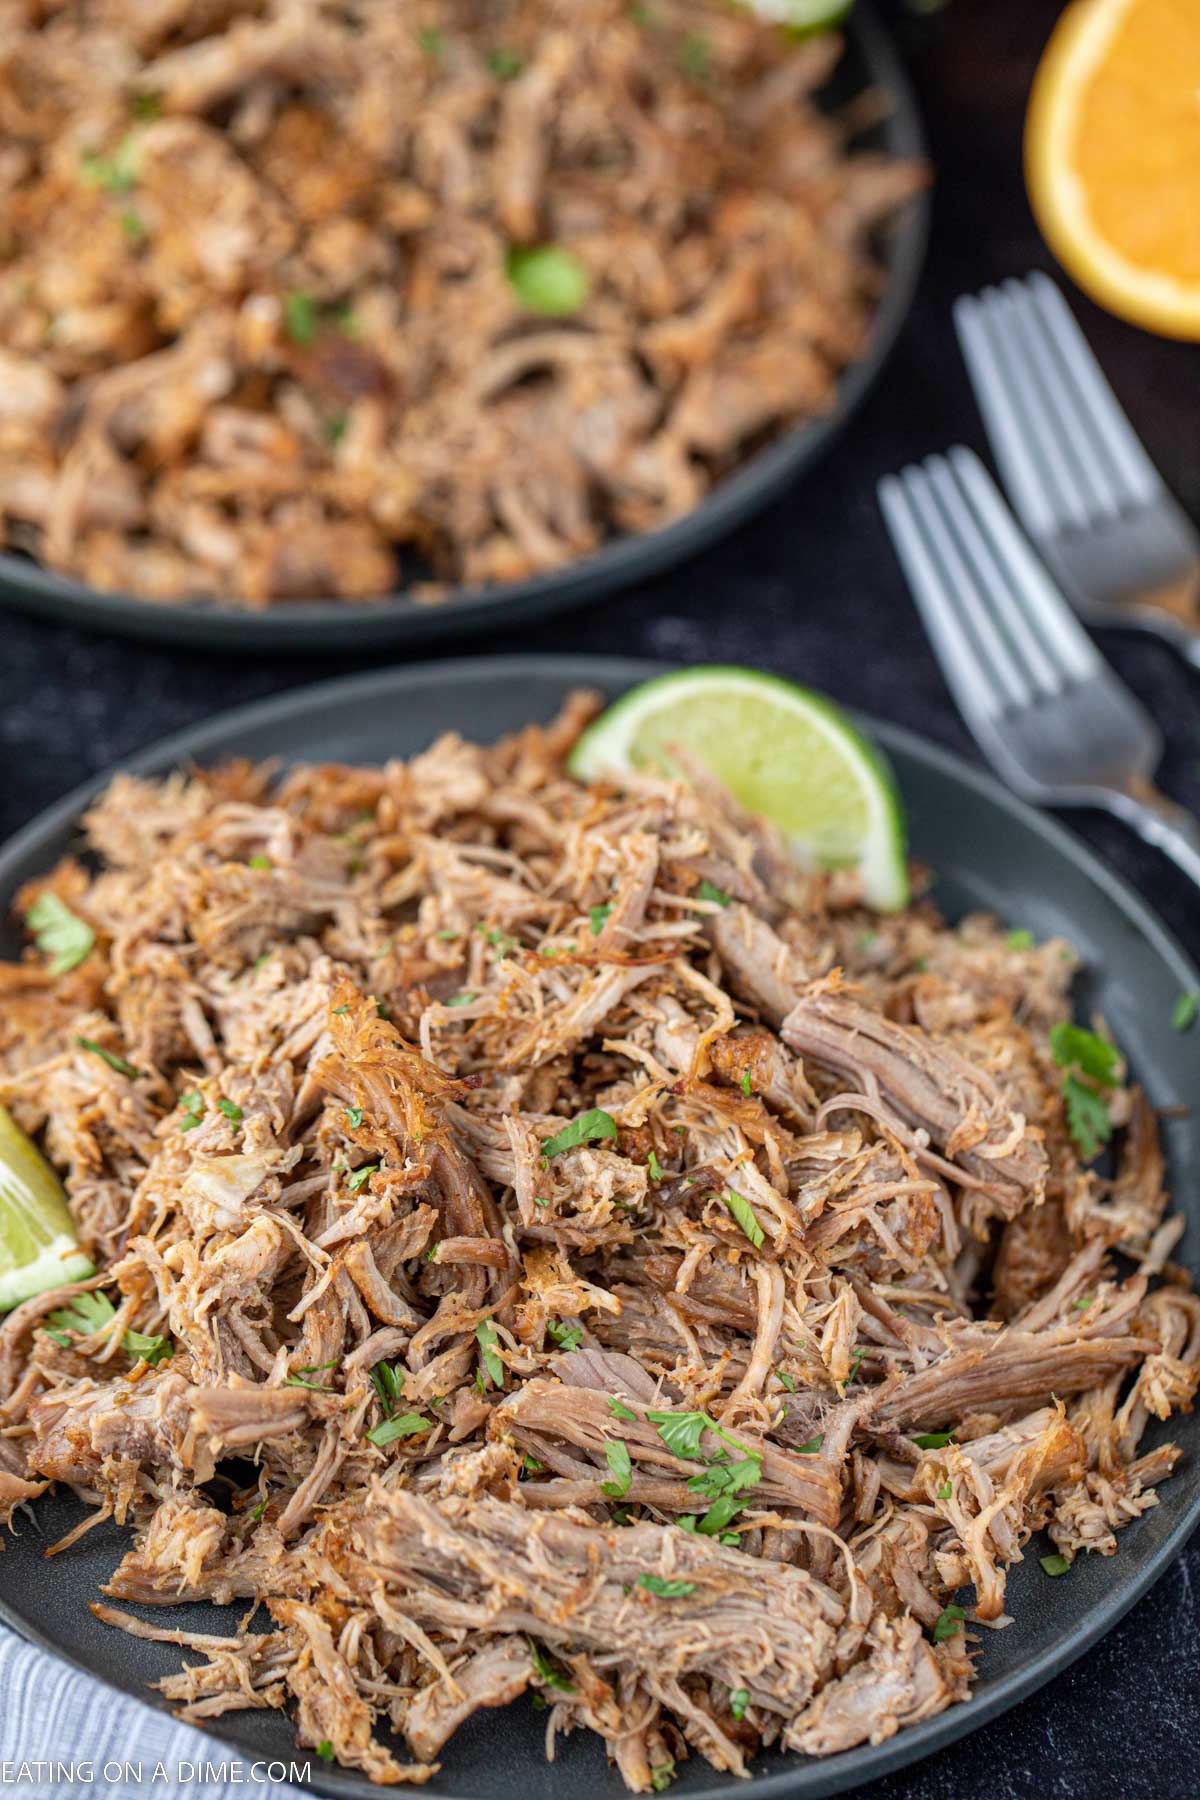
0,0 -> 925,608
0,690 -> 1195,1789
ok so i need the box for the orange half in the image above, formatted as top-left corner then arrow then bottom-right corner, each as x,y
1025,0 -> 1200,339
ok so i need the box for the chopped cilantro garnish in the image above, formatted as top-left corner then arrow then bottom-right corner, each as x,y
729,1687 -> 749,1721
347,1164 -> 378,1193
937,1479 -> 952,1500
739,1069 -> 752,1097
678,32 -> 711,81
216,1099 -> 243,1122
723,1189 -> 764,1249
913,1430 -> 954,1450
178,1091 -> 204,1132
650,1759 -> 676,1792
608,1397 -> 637,1421
476,1317 -> 504,1388
1006,928 -> 1034,949
522,1453 -> 545,1474
845,1348 -> 865,1384
248,853 -> 272,870
251,1493 -> 269,1521
646,1409 -> 746,1461
417,26 -> 445,57
124,1328 -> 172,1366
1073,1295 -> 1092,1310
375,1000 -> 391,1020
75,1037 -> 140,1079
1172,992 -> 1198,1033
283,292 -> 318,344
697,878 -> 731,907
589,902 -> 613,935
541,1108 -> 618,1158
25,893 -> 94,974
332,1004 -> 349,1014
366,1412 -> 430,1446
1050,1022 -> 1120,1160
446,991 -> 475,1007
80,136 -> 139,194
315,1741 -> 334,1763
647,1149 -> 665,1184
776,1369 -> 797,1393
638,1574 -> 695,1599
528,1638 -> 574,1692
487,47 -> 524,78
505,244 -> 590,317
932,1603 -> 966,1642
601,1438 -> 632,1499
1040,1552 -> 1071,1577
344,1106 -> 364,1128
435,928 -> 460,941
48,1292 -> 171,1365
1062,1077 -> 1112,1161
796,1435 -> 824,1455
1050,1021 -> 1121,1086
546,1319 -> 582,1352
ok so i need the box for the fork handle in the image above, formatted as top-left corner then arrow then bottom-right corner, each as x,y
1103,779 -> 1200,889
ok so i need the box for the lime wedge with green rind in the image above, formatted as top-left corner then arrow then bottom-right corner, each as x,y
568,666 -> 908,911
0,1106 -> 93,1311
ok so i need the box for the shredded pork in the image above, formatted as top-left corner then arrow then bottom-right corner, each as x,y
0,0 -> 925,607
0,690 -> 1194,1789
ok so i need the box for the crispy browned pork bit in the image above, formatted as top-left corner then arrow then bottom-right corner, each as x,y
0,0 -> 926,608
0,693 -> 1194,1789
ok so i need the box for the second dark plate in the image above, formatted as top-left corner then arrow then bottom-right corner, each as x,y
0,5 -> 928,654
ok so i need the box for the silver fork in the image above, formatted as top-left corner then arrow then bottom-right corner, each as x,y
954,272 -> 1200,668
877,447 -> 1200,887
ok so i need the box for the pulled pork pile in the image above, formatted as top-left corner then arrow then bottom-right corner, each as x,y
0,691 -> 1195,1789
0,0 -> 924,607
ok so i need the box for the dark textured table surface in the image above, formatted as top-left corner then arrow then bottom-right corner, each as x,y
1,1 -> 1197,1795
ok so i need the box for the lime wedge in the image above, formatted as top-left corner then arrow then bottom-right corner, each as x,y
0,1106 -> 93,1311
568,666 -> 908,911
743,0 -> 854,36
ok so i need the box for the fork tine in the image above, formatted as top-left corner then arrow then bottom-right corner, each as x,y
947,448 -> 1103,685
878,466 -> 1032,722
1024,272 -> 1164,508
995,278 -> 1129,522
953,293 -> 1058,538
960,287 -> 1096,534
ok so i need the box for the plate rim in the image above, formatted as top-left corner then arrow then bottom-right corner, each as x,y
0,651 -> 1197,1800
0,1 -> 929,655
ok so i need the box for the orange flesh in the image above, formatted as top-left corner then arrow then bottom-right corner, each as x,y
1072,0 -> 1200,281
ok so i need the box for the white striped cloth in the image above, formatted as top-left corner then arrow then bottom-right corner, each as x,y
0,1622 -> 310,1800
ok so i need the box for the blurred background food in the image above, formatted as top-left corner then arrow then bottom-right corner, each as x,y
0,0 -> 925,610
1025,0 -> 1200,340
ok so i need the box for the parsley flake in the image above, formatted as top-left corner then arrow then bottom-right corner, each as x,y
547,1318 -> 583,1352
315,1741 -> 334,1763
647,1149 -> 665,1183
729,1687 -> 749,1722
347,1163 -> 378,1192
344,1106 -> 364,1128
216,1099 -> 243,1122
589,902 -> 613,935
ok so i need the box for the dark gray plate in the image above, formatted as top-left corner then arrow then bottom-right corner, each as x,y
0,5 -> 928,656
0,655 -> 1196,1800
